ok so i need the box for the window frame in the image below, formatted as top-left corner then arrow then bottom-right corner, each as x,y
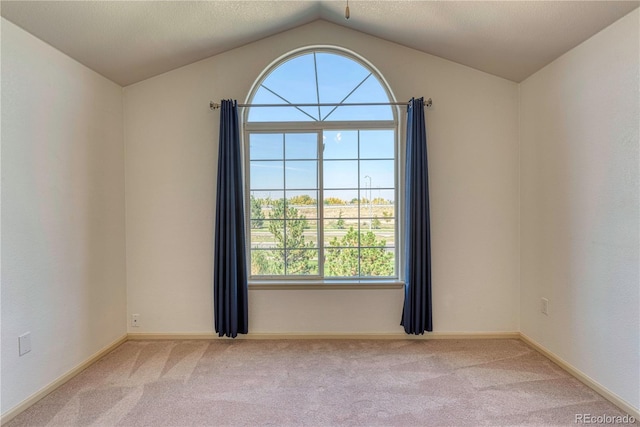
242,47 -> 403,287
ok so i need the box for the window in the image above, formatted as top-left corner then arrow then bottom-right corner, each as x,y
245,49 -> 398,281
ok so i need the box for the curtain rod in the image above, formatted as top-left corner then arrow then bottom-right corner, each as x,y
209,98 -> 432,110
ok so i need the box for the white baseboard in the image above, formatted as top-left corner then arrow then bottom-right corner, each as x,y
0,334 -> 128,426
520,333 -> 639,420
127,331 -> 521,340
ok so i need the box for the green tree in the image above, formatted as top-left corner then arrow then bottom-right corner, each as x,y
251,199 -> 315,275
289,194 -> 316,205
325,227 -> 394,277
359,231 -> 394,276
372,216 -> 381,229
324,197 -> 347,205
250,195 -> 265,229
251,250 -> 276,275
336,210 -> 345,229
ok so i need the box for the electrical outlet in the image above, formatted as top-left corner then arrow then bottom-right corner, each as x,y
541,298 -> 549,316
19,332 -> 31,356
131,314 -> 140,327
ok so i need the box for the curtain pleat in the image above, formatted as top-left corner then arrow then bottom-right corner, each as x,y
401,97 -> 433,334
214,100 -> 248,338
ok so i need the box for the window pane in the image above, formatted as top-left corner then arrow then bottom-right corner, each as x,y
373,189 -> 396,206
321,76 -> 393,121
375,212 -> 395,233
252,190 -> 283,210
285,133 -> 317,159
360,247 -> 395,277
359,220 -> 395,247
324,160 -> 358,189
359,189 -> 395,217
361,218 -> 396,247
323,130 -> 358,159
251,249 -> 285,275
250,161 -> 283,190
360,214 -> 395,237
348,74 -> 392,103
360,130 -> 394,159
324,248 -> 359,277
286,190 -> 318,218
286,249 -> 319,275
324,220 -> 358,248
250,133 -> 283,160
285,161 -> 317,189
322,191 -> 357,218
264,196 -> 286,220
250,220 -> 283,248
262,54 -> 318,106
284,217 -> 315,242
360,160 -> 394,189
303,219 -> 318,244
323,105 -> 393,122
316,52 -> 371,105
268,197 -> 290,219
249,53 -> 320,122
248,88 -> 317,122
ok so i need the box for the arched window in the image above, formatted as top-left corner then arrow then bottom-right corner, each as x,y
245,48 -> 398,281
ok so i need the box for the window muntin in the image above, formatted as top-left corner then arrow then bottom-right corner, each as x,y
246,49 -> 398,281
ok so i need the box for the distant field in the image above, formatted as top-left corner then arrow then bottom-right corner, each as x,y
259,203 -> 395,219
251,203 -> 396,247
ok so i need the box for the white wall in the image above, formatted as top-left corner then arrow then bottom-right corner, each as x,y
124,20 -> 520,334
520,9 -> 639,411
1,19 -> 127,415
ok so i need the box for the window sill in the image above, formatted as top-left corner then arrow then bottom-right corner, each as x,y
248,280 -> 404,290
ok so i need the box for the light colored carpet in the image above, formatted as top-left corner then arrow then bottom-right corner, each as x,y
6,339 -> 636,426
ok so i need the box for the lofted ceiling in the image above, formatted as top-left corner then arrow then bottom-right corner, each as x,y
1,1 -> 638,86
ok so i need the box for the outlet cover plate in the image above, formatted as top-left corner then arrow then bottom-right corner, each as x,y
541,298 -> 549,315
19,332 -> 31,356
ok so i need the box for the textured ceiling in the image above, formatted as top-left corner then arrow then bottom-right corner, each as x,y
1,1 -> 638,86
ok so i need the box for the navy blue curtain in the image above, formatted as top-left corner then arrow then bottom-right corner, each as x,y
401,97 -> 432,334
214,100 -> 248,338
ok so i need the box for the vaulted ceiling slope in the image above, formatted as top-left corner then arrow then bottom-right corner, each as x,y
2,1 -> 638,86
